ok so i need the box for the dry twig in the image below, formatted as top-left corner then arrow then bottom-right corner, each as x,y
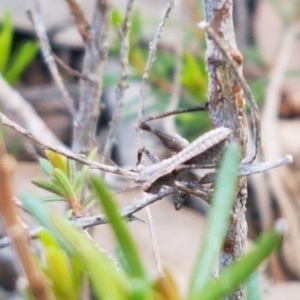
0,187 -> 173,248
28,1 -> 75,116
64,0 -> 92,45
0,112 -> 133,177
103,0 -> 135,162
136,0 -> 175,155
0,134 -> 54,300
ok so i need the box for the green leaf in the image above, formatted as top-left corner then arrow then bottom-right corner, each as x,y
194,224 -> 284,300
46,150 -> 68,175
49,213 -> 130,300
111,7 -> 123,28
31,178 -> 66,197
22,193 -> 130,300
52,169 -> 77,202
82,192 -> 96,207
0,12 -> 13,72
42,196 -> 66,202
69,255 -> 84,299
188,142 -> 240,298
91,177 -> 147,281
68,159 -> 76,186
74,147 -> 97,194
38,158 -> 53,176
44,246 -> 77,300
22,193 -> 71,251
38,229 -> 61,249
4,41 -> 39,85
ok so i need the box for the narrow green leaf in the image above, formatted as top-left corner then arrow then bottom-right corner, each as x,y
38,158 -> 53,176
91,177 -> 147,280
52,169 -> 77,202
0,12 -> 13,72
74,148 -> 97,194
31,178 -> 66,197
82,192 -> 96,207
46,150 -> 68,175
22,193 -> 71,251
42,196 -> 66,202
194,224 -> 284,300
45,247 -> 77,300
38,229 -> 61,249
49,213 -> 130,300
188,142 -> 240,298
4,41 -> 39,85
69,255 -> 84,299
22,193 -> 130,300
67,159 -> 76,186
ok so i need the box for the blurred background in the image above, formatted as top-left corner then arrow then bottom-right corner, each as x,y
0,0 -> 300,299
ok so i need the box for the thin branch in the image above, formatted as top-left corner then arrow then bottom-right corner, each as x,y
103,0 -> 135,163
0,187 -> 173,249
0,112 -> 134,178
51,51 -> 96,82
164,0 -> 183,134
28,2 -> 75,117
64,0 -> 92,45
136,0 -> 175,157
74,186 -> 173,228
198,21 -> 260,164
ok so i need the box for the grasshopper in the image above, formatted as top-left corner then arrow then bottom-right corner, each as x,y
134,105 -> 292,210
134,105 -> 232,209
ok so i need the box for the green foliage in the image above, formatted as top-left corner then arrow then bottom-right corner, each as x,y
109,7 -> 209,140
25,144 -> 283,299
32,149 -> 97,216
188,143 -> 241,296
0,12 -> 39,85
91,177 -> 148,281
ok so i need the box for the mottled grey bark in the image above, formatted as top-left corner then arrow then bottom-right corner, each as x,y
203,1 -> 248,299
